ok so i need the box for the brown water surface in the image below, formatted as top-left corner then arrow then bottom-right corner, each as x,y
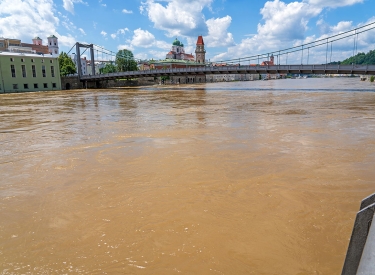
1,78 -> 375,274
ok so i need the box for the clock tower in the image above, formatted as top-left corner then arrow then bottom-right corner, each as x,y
195,36 -> 205,64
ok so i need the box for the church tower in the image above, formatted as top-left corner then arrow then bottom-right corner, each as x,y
47,35 -> 59,55
32,37 -> 42,46
195,36 -> 205,63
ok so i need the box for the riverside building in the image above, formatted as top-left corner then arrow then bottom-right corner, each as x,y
0,51 -> 62,93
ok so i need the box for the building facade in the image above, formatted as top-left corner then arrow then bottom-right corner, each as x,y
0,52 -> 62,93
71,54 -> 88,76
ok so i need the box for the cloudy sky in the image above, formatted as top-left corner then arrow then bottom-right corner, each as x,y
0,0 -> 375,63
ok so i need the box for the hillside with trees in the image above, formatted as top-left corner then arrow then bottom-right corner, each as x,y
330,49 -> 375,65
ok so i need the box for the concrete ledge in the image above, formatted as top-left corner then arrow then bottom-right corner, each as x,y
342,194 -> 375,275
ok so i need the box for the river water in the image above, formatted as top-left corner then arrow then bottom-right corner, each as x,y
1,78 -> 375,274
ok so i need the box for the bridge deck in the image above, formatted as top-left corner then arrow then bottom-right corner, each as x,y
80,64 -> 375,81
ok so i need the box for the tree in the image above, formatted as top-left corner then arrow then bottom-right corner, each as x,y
100,63 -> 117,74
58,52 -> 77,77
116,49 -> 138,72
336,49 -> 375,65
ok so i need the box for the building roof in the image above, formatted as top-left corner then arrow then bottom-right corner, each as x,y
48,35 -> 58,39
172,38 -> 181,46
33,37 -> 42,40
196,36 -> 204,45
0,51 -> 57,58
21,43 -> 49,54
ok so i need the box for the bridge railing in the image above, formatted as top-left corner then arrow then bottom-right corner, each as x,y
79,64 -> 375,81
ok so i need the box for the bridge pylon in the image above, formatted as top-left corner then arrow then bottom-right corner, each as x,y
75,43 -> 95,79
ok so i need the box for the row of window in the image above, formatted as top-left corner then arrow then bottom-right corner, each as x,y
10,57 -> 53,63
11,83 -> 57,89
10,65 -> 55,78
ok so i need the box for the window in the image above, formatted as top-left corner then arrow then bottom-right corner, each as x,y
21,58 -> 24,62
10,65 -> 16,77
43,83 -> 48,88
55,50 -> 58,54
34,83 -> 38,88
52,83 -> 56,88
24,84 -> 29,89
41,59 -> 44,63
42,65 -> 46,77
0,42 -> 4,47
31,59 -> 34,63
51,66 -> 55,77
22,65 -> 26,77
32,65 -> 36,77
13,84 -> 18,89
10,58 -> 14,62
54,42 -> 56,46
0,84 -> 2,90
50,60 -> 53,63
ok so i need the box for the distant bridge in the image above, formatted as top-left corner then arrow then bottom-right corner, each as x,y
80,64 -> 375,82
68,22 -> 375,83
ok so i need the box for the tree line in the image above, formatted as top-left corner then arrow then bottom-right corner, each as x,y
329,49 -> 375,65
58,49 -> 138,77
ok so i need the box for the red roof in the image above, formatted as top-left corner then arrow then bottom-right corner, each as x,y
21,43 -> 49,54
196,35 -> 204,45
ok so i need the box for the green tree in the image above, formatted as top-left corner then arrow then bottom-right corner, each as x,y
339,50 -> 375,65
99,63 -> 117,74
58,52 -> 77,77
116,49 -> 138,72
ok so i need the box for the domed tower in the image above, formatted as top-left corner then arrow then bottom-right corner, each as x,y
32,37 -> 42,45
47,35 -> 59,55
195,36 -> 205,63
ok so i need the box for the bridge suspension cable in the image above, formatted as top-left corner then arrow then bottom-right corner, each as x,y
213,21 -> 375,65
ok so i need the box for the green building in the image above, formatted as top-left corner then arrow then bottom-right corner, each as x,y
0,52 -> 61,93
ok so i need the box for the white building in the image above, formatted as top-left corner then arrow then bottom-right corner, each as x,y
206,74 -> 259,82
71,54 -> 88,76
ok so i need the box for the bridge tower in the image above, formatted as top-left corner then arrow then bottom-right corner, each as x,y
75,43 -> 95,79
195,36 -> 205,64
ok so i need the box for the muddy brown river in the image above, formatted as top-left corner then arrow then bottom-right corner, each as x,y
1,78 -> 375,274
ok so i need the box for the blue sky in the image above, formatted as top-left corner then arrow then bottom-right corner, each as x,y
1,0 -> 375,63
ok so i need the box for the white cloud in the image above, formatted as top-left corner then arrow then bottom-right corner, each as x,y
0,0 -> 75,47
79,28 -> 86,35
100,31 -> 107,37
140,0 -> 234,49
307,0 -> 363,8
110,28 -> 129,39
122,9 -> 133,14
63,0 -> 88,14
140,0 -> 213,37
117,44 -> 134,51
205,16 -> 235,47
258,0 -> 321,41
131,28 -> 155,47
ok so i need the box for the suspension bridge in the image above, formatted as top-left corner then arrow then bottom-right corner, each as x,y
66,21 -> 375,83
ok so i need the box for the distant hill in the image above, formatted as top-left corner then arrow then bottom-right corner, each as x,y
329,50 -> 375,65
